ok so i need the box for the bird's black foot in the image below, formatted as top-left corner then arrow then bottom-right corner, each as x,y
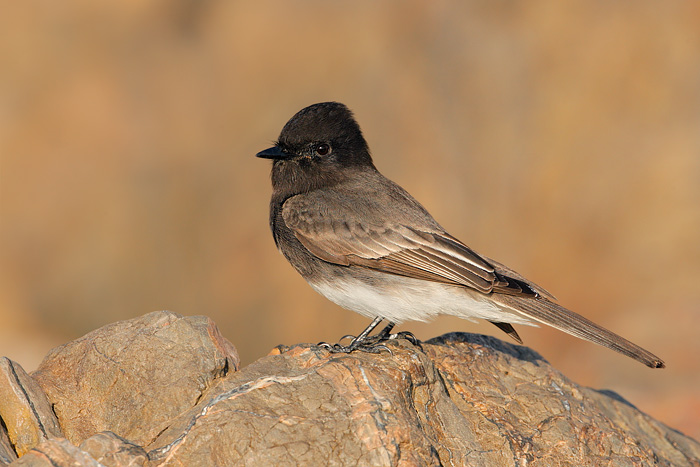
385,331 -> 423,350
317,318 -> 422,354
368,322 -> 422,349
317,340 -> 391,354
344,330 -> 421,347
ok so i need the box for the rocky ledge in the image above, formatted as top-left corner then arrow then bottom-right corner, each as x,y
1,311 -> 698,466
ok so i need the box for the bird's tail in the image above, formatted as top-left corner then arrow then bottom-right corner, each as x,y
491,295 -> 665,368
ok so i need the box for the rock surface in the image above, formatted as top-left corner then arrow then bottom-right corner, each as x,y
10,438 -> 103,467
1,312 -> 698,466
31,311 -> 238,448
79,432 -> 148,467
1,422 -> 17,466
0,357 -> 61,457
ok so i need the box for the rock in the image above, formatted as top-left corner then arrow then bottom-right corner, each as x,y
79,432 -> 148,467
3,312 -> 699,466
0,358 -> 62,456
10,438 -> 102,467
9,433 -> 148,467
1,422 -> 17,466
31,311 -> 238,447
145,334 -> 700,466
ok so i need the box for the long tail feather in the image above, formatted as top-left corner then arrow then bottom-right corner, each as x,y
492,295 -> 665,368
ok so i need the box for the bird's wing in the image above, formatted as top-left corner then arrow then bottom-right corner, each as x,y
282,192 -> 666,369
479,252 -> 556,300
282,194 -> 539,297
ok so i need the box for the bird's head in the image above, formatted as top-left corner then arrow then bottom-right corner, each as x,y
257,102 -> 375,196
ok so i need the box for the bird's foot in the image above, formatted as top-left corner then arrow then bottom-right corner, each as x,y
384,330 -> 423,350
318,323 -> 422,354
317,340 -> 391,354
369,323 -> 422,349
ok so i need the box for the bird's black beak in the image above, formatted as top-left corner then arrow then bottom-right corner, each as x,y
256,146 -> 294,160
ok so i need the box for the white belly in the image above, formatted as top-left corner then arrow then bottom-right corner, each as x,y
309,274 -> 536,325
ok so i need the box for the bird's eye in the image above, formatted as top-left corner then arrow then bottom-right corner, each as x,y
314,143 -> 331,156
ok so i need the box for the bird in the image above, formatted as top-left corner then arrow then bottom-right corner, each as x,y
256,101 -> 665,369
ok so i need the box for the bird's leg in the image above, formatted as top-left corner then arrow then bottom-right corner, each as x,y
373,322 -> 422,349
374,322 -> 395,339
338,316 -> 383,343
319,318 -> 421,353
350,316 -> 384,344
319,317 -> 390,353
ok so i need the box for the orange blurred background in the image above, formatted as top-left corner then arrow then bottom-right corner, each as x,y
1,1 -> 698,440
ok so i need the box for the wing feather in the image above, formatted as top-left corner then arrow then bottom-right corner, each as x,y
280,192 -> 665,369
283,195 -> 507,294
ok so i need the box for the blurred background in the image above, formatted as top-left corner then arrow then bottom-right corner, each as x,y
1,0 -> 698,440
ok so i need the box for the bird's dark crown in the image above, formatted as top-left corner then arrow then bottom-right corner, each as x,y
258,102 -> 377,199
275,102 -> 373,167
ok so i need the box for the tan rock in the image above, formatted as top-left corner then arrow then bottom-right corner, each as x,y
7,312 -> 698,466
79,432 -> 147,467
8,433 -> 148,467
145,335 -> 700,466
1,422 -> 17,465
0,358 -> 62,457
10,438 -> 101,467
31,311 -> 238,447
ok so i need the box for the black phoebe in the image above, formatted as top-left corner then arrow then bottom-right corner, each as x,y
257,102 -> 665,368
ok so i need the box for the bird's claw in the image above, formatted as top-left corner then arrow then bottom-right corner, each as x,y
387,331 -> 423,350
317,341 -> 391,354
317,329 -> 420,355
